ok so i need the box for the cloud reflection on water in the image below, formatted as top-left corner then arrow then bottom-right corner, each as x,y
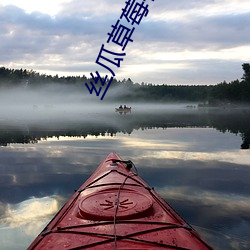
0,196 -> 61,250
153,150 -> 250,166
0,196 -> 59,228
0,127 -> 250,249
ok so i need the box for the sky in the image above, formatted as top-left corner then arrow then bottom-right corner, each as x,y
0,0 -> 250,85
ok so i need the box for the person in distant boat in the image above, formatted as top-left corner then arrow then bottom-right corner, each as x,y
119,105 -> 123,109
124,105 -> 127,109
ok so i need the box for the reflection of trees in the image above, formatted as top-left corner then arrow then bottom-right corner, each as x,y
241,134 -> 250,149
202,109 -> 250,149
0,109 -> 250,149
0,131 -> 38,146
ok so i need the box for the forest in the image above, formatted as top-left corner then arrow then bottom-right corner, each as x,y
0,63 -> 249,104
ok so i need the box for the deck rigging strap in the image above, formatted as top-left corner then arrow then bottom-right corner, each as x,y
113,160 -> 138,249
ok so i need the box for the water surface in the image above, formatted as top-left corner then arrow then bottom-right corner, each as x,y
0,105 -> 250,249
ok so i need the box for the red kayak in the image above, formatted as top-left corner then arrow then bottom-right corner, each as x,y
28,152 -> 213,249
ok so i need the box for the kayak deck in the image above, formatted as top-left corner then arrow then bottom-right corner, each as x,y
28,152 -> 213,249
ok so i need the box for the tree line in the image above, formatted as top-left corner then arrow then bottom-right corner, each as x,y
208,63 -> 250,105
0,63 -> 249,104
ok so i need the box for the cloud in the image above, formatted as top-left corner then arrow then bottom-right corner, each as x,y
136,12 -> 250,49
0,0 -> 250,84
58,0 -> 122,17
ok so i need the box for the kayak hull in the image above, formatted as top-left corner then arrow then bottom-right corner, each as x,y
28,152 -> 213,249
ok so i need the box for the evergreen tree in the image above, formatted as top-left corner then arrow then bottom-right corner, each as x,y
242,63 -> 250,83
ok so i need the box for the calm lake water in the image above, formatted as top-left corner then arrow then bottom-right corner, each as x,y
0,104 -> 250,249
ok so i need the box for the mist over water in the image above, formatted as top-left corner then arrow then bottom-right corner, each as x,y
0,85 -> 110,121
1,84 -> 250,149
0,84 -> 198,125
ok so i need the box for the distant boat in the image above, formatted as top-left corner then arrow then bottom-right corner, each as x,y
115,106 -> 132,113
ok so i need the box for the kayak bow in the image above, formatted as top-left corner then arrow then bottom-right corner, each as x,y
28,152 -> 213,249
